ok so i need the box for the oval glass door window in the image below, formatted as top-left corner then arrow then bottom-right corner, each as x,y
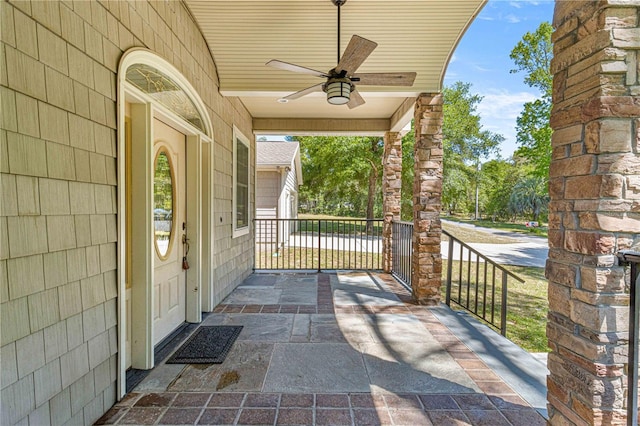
154,149 -> 174,258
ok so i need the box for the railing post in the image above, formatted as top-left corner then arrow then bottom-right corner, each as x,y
618,251 -> 639,426
500,272 -> 508,337
445,234 -> 453,306
629,260 -> 638,426
317,220 -> 321,272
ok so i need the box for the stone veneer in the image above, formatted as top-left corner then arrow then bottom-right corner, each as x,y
411,93 -> 444,305
1,0 -> 254,424
547,1 -> 639,424
382,131 -> 402,273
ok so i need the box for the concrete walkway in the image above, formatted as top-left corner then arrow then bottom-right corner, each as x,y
97,272 -> 547,425
442,220 -> 549,268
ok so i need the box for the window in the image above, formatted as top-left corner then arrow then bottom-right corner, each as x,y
153,148 -> 175,259
125,63 -> 206,133
233,126 -> 250,236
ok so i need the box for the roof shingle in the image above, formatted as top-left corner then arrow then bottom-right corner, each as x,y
257,141 -> 299,166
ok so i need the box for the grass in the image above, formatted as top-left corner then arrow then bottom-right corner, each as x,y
502,265 -> 548,352
256,246 -> 382,270
293,214 -> 383,235
444,261 -> 548,353
443,216 -> 548,238
299,213 -> 364,220
441,221 -> 517,244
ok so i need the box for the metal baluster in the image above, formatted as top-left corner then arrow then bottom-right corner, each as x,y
491,265 -> 496,326
446,233 -> 454,306
482,259 -> 488,320
500,272 -> 508,336
474,256 -> 480,313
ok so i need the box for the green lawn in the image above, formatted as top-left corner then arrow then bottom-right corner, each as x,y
256,246 -> 382,270
294,219 -> 383,235
441,221 -> 517,244
502,265 -> 548,352
443,216 -> 548,238
444,262 -> 548,352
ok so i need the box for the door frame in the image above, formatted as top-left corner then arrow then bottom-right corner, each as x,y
116,49 -> 214,398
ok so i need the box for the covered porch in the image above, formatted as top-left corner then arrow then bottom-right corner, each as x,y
98,271 -> 547,425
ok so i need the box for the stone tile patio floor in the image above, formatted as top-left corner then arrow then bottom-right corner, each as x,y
97,272 -> 547,425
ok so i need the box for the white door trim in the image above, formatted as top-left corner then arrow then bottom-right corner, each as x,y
129,102 -> 154,370
185,134 -> 202,323
117,48 -> 214,399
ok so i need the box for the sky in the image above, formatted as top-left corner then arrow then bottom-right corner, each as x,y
445,0 -> 554,159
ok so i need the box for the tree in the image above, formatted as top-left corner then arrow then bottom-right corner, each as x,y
443,82 -> 502,162
481,159 -> 523,221
443,167 -> 472,215
401,82 -> 504,219
508,176 -> 549,221
442,82 -> 503,218
401,127 -> 415,221
296,136 -> 383,220
510,22 -> 553,178
510,22 -> 553,96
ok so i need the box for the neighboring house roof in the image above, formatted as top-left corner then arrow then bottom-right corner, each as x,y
257,141 -> 303,185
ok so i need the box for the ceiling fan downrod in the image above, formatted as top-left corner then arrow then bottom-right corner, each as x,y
332,0 -> 347,64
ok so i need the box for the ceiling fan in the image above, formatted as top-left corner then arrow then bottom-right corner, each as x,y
266,0 -> 417,109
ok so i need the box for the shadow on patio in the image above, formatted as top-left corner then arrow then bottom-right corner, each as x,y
97,272 -> 547,425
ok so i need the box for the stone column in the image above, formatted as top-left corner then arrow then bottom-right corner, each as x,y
412,93 -> 444,305
547,1 -> 639,424
382,131 -> 403,273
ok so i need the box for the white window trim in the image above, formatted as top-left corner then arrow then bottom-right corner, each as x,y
232,125 -> 250,238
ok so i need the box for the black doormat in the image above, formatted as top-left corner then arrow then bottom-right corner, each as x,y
166,326 -> 243,364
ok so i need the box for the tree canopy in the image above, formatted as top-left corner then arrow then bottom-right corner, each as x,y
510,22 -> 553,97
443,82 -> 503,163
296,136 -> 383,218
402,82 -> 503,220
510,21 -> 553,178
508,175 -> 549,221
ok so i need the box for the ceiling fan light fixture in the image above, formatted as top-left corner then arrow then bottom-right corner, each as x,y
265,0 -> 415,109
326,79 -> 352,105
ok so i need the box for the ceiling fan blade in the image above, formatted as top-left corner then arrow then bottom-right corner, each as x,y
283,83 -> 324,101
347,89 -> 365,109
335,35 -> 377,75
266,60 -> 329,78
352,72 -> 417,86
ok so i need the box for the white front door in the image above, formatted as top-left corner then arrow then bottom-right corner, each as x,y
153,119 -> 187,344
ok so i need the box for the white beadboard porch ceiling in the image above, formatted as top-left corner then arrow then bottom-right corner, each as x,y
185,0 -> 486,134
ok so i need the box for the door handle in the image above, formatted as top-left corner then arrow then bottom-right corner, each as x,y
182,234 -> 190,270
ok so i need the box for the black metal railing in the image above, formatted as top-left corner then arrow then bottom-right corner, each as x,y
255,218 -> 383,271
617,250 -> 639,426
389,220 -> 524,336
391,221 -> 413,289
443,229 -> 524,336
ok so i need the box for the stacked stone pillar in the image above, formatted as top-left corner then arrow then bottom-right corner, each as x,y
548,1 -> 640,424
412,93 -> 444,305
382,131 -> 403,273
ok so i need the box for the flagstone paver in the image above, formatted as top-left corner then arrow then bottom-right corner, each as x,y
96,272 -> 547,425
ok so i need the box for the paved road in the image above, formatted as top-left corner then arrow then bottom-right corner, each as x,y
442,219 -> 548,268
